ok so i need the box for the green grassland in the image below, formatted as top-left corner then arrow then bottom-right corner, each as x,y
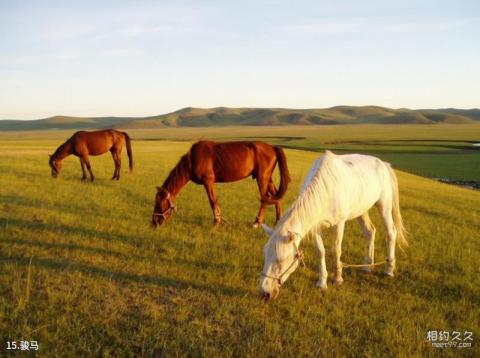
0,127 -> 479,356
3,124 -> 477,180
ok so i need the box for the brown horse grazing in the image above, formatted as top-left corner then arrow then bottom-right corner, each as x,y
152,140 -> 291,228
49,129 -> 133,181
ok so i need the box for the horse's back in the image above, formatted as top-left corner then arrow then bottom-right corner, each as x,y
318,152 -> 393,220
189,140 -> 274,182
72,129 -> 121,155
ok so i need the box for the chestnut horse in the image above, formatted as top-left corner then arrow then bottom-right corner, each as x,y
152,140 -> 291,227
49,129 -> 133,181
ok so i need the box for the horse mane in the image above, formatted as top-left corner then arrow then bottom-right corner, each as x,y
53,142 -> 68,156
276,151 -> 338,235
162,153 -> 192,195
51,138 -> 73,161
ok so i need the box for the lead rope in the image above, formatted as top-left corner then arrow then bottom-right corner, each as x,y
261,231 -> 388,285
342,260 -> 386,269
293,231 -> 388,270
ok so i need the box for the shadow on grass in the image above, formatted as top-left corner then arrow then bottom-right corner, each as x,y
0,237 -> 152,262
0,253 -> 246,298
0,218 -> 261,271
371,268 -> 480,307
0,236 -> 247,273
1,195 -> 87,215
1,217 -> 138,245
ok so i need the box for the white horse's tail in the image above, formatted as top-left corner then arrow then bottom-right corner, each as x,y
387,165 -> 408,248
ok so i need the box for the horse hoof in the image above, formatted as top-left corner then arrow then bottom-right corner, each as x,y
384,271 -> 395,278
333,278 -> 344,286
252,223 -> 259,229
362,266 -> 372,273
316,281 -> 328,290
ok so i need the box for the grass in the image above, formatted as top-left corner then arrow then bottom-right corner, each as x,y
3,124 -> 478,180
0,128 -> 479,356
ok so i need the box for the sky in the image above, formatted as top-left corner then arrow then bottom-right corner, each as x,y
0,0 -> 479,119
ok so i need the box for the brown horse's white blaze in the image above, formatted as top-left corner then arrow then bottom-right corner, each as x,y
49,129 -> 133,181
152,140 -> 291,227
259,151 -> 407,300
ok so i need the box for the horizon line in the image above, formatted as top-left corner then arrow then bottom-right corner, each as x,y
2,104 -> 480,122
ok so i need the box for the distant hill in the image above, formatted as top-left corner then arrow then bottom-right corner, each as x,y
1,106 -> 479,131
0,116 -> 132,131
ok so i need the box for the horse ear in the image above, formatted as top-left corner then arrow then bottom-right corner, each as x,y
261,224 -> 274,236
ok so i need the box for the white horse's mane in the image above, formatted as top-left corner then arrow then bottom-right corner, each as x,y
276,151 -> 337,236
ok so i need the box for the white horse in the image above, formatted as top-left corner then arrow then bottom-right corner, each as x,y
259,150 -> 407,300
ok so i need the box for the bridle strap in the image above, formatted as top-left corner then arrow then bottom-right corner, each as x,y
152,190 -> 176,219
261,254 -> 302,286
261,232 -> 304,285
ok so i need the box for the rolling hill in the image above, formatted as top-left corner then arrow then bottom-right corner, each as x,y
1,106 -> 479,131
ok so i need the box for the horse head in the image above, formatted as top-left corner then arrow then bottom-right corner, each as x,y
259,224 -> 304,301
152,187 -> 176,227
48,154 -> 62,178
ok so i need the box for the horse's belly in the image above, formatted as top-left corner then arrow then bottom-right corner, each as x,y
74,132 -> 113,156
213,151 -> 255,182
215,168 -> 252,182
88,148 -> 109,155
346,187 -> 381,220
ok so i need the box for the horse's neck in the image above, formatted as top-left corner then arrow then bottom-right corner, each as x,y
278,182 -> 331,238
278,213 -> 309,239
53,141 -> 72,161
162,154 -> 191,198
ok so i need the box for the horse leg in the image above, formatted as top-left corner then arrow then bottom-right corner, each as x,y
82,155 -> 94,182
357,212 -> 376,272
332,221 -> 345,285
115,153 -> 121,180
79,158 -> 87,180
314,229 -> 328,290
110,150 -> 121,180
110,151 -> 117,180
203,181 -> 221,226
379,203 -> 397,277
115,150 -> 121,180
267,180 -> 282,223
253,176 -> 269,228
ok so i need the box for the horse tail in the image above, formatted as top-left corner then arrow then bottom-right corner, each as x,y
387,164 -> 407,248
123,132 -> 134,173
263,146 -> 291,203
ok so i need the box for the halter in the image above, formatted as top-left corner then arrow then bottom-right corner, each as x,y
152,190 -> 176,220
261,232 -> 305,286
